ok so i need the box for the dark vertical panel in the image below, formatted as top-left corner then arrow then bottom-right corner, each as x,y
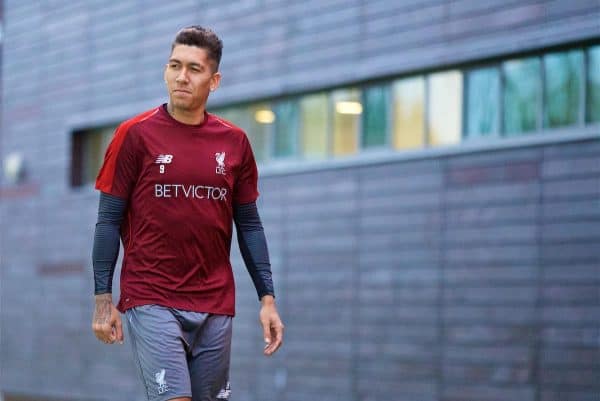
538,142 -> 600,401
70,131 -> 83,187
441,150 -> 542,401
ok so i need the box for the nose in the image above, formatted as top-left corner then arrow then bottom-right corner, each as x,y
175,68 -> 189,83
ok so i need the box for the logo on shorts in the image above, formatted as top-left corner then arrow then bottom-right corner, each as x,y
217,381 -> 231,400
215,152 -> 226,175
155,369 -> 169,395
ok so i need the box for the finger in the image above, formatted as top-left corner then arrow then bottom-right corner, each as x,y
95,332 -> 111,344
116,317 -> 124,343
273,323 -> 284,352
102,323 -> 113,342
265,324 -> 284,355
93,330 -> 104,342
109,324 -> 117,342
261,319 -> 272,348
93,323 -> 112,343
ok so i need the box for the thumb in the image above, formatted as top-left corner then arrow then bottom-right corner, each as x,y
109,306 -> 120,342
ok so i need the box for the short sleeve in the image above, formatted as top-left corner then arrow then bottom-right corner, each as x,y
95,123 -> 142,199
233,135 -> 259,205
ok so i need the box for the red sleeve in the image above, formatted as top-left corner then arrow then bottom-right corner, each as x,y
95,122 -> 142,199
233,135 -> 259,205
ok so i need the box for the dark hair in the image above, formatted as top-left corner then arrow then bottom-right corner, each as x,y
171,26 -> 223,71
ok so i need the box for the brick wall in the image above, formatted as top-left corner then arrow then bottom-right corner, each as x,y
1,1 -> 598,400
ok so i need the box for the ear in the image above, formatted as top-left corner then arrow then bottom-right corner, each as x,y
210,72 -> 222,92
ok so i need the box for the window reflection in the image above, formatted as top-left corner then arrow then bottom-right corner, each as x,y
247,103 -> 272,162
85,127 -> 113,184
362,84 -> 390,148
332,88 -> 361,156
300,93 -> 329,160
216,105 -> 271,162
428,71 -> 462,146
465,67 -> 499,137
273,100 -> 299,158
71,126 -> 114,187
544,50 -> 583,128
392,77 -> 425,149
206,44 -> 597,165
587,45 -> 600,123
503,57 -> 541,135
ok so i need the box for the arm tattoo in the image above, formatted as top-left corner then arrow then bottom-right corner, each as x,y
93,299 -> 112,325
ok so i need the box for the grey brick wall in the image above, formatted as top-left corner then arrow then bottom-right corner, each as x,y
1,1 -> 599,401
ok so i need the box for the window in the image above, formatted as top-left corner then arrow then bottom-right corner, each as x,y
71,126 -> 114,187
503,57 -> 541,135
587,45 -> 600,123
247,104 -> 273,163
214,106 -> 245,127
465,67 -> 500,138
273,99 -> 299,158
332,88 -> 361,156
392,76 -> 425,150
208,43 -> 597,166
544,49 -> 583,128
428,70 -> 462,146
300,93 -> 329,160
213,105 -> 272,163
362,84 -> 390,148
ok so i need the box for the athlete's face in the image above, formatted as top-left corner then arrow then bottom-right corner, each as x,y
164,45 -> 221,113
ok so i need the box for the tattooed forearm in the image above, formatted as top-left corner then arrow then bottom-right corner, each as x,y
93,294 -> 112,325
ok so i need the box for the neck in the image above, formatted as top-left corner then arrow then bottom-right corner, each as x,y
167,103 -> 205,125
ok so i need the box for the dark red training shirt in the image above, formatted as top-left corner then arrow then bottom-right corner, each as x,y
96,104 -> 259,316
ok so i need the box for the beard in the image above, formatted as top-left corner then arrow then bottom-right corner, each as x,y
170,91 -> 207,113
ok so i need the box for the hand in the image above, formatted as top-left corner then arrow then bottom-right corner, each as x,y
92,294 -> 124,345
259,295 -> 284,356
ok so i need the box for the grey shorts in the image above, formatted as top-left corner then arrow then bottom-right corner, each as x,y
125,305 -> 233,401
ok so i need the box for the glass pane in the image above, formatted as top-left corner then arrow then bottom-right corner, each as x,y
84,127 -> 114,184
466,67 -> 499,137
300,93 -> 329,159
214,105 -> 271,163
428,70 -> 462,146
212,106 -> 249,133
332,88 -> 361,156
273,99 -> 299,158
503,57 -> 541,135
362,84 -> 390,148
587,45 -> 600,123
248,104 -> 272,163
213,107 -> 241,125
392,77 -> 425,150
544,50 -> 583,128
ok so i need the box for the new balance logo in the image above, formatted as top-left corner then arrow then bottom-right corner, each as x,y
155,154 -> 173,164
155,154 -> 173,174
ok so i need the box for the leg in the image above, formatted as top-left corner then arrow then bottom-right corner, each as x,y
187,314 -> 233,401
126,305 -> 193,401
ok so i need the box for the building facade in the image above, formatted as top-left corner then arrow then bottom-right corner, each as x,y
1,1 -> 599,401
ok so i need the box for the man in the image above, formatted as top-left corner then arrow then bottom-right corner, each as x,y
91,26 -> 284,401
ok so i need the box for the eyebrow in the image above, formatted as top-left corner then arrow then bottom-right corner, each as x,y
168,58 -> 205,69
